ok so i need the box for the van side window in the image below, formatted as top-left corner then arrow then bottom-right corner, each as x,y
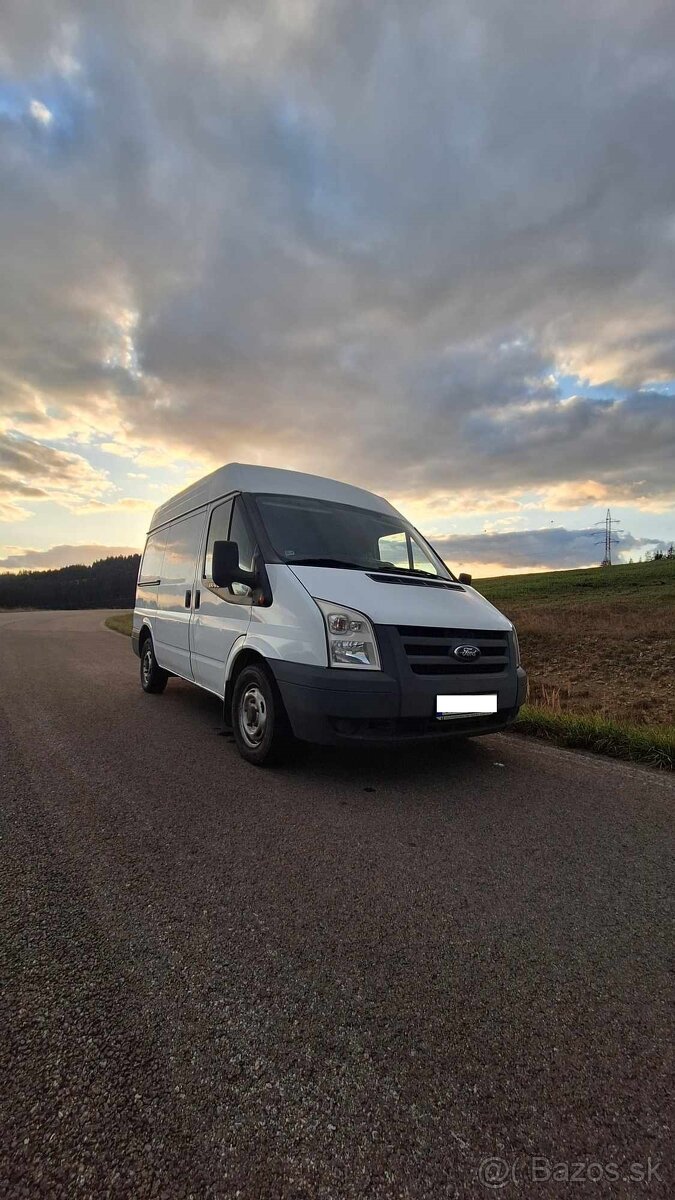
204,499 -> 233,579
229,498 -> 256,597
139,531 -> 165,583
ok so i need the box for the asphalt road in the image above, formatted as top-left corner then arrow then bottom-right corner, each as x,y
1,610 -> 673,1199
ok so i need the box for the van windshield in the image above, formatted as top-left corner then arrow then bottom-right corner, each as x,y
252,493 -> 452,579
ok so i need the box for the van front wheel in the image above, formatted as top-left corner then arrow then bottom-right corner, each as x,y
232,665 -> 291,765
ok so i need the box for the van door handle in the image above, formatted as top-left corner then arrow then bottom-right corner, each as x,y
194,589 -> 200,610
185,589 -> 191,608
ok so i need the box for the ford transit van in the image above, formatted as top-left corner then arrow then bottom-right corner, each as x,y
132,464 -> 526,764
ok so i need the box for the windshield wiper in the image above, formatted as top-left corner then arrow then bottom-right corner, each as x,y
286,557 -> 454,581
288,556 -> 365,570
371,563 -> 453,581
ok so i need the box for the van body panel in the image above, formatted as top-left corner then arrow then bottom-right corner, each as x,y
191,589 -> 252,695
222,633 -> 250,690
135,580 -> 160,616
244,565 -> 328,667
287,565 -> 512,632
135,528 -> 166,623
150,463 -> 397,533
131,612 -> 151,657
189,494 -> 255,694
154,510 -> 206,678
266,659 -> 400,743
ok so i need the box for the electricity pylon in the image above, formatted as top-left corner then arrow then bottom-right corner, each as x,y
594,508 -> 622,567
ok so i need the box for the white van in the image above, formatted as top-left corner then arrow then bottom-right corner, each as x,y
132,464 -> 526,764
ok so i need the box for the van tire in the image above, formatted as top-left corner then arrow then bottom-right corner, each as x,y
140,636 -> 169,694
231,664 -> 292,765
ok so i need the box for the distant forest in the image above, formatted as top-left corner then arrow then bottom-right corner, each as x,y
0,555 -> 141,610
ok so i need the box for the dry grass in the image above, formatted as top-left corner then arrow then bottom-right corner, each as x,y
507,598 -> 674,727
478,559 -> 675,730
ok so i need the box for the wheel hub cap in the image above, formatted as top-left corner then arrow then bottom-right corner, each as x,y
240,685 -> 267,747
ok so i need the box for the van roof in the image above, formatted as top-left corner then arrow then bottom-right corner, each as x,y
148,463 -> 400,531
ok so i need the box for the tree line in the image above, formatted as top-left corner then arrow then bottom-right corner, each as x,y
0,554 -> 141,610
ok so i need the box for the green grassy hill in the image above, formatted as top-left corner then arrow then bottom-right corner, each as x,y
476,556 -> 675,605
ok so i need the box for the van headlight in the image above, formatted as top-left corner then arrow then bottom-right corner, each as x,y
314,599 -> 381,670
511,624 -> 521,667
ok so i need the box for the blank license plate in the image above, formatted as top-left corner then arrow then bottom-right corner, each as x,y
436,694 -> 498,719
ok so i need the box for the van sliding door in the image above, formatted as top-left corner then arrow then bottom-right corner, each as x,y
154,510 -> 207,680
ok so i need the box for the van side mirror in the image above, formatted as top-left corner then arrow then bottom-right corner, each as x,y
211,540 -> 257,589
458,572 -> 472,585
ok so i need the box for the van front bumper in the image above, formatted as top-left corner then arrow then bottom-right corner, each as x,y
269,651 -> 527,747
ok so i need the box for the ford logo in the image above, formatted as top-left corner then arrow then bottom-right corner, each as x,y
453,644 -> 481,661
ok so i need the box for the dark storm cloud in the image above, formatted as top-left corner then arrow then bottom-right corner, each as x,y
1,0 -> 675,508
0,433 -> 112,518
0,434 -> 90,480
449,388 -> 675,497
434,527 -> 668,570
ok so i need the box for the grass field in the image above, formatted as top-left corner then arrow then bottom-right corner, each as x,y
476,555 -> 675,604
476,558 -> 674,768
477,558 -> 675,727
105,611 -> 133,636
513,705 -> 673,769
108,559 -> 674,767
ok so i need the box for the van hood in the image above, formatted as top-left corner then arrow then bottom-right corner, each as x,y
288,566 -> 512,631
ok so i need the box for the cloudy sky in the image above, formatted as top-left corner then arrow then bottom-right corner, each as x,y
1,0 -> 674,577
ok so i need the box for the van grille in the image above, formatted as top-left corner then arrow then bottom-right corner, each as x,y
396,626 -> 510,675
